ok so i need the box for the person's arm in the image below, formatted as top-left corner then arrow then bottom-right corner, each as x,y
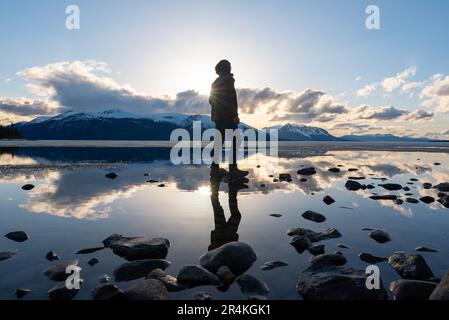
231,84 -> 239,124
209,83 -> 218,122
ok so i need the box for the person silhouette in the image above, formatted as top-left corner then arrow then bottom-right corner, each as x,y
209,59 -> 249,178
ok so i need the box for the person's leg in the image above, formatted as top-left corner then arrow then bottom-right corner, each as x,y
227,123 -> 249,177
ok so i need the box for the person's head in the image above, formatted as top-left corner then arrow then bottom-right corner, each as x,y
215,59 -> 231,76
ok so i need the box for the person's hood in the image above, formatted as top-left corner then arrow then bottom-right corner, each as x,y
213,73 -> 235,86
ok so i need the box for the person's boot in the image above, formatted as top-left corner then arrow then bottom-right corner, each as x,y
228,164 -> 249,178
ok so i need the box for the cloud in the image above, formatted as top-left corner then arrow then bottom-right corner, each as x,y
357,84 -> 378,97
5,78 -> 11,83
0,98 -> 58,116
420,74 -> 449,112
381,66 -> 416,92
352,105 -> 408,120
401,81 -> 422,93
401,109 -> 434,121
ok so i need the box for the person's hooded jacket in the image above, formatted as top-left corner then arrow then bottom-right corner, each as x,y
209,73 -> 239,126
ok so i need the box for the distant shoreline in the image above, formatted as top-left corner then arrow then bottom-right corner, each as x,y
1,140 -> 449,153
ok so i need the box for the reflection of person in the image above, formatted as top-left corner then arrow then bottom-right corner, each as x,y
209,59 -> 248,178
208,167 -> 248,251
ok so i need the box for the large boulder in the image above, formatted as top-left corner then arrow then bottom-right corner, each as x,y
103,234 -> 170,261
114,259 -> 170,282
388,253 -> 434,280
199,242 -> 257,276
429,269 -> 449,300
177,265 -> 222,288
237,274 -> 269,300
123,279 -> 168,300
390,279 -> 437,300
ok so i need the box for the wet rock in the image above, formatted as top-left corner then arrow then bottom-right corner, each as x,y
147,180 -> 159,183
434,183 -> 449,192
114,259 -> 170,282
420,196 -> 435,204
379,184 -> 403,191
349,176 -> 366,180
434,162 -> 441,166
345,180 -> 362,191
406,198 -> 419,204
260,184 -> 266,188
348,168 -> 359,172
359,252 -> 387,264
390,279 -> 437,300
21,184 -> 35,191
308,245 -> 325,256
297,265 -> 387,300
45,251 -> 60,261
199,242 -> 257,276
75,247 -> 105,254
370,195 -> 397,201
366,184 -> 375,189
403,187 -> 411,191
405,193 -> 414,196
15,289 -> 31,299
288,228 -> 341,253
300,178 -> 307,182
369,230 -> 392,243
388,253 -> 434,280
43,260 -> 79,281
423,183 -> 432,189
123,279 -> 168,300
415,246 -> 438,253
0,249 -> 17,261
193,292 -> 213,300
105,172 -> 118,179
302,210 -> 326,223
98,274 -> 111,283
279,173 -> 292,182
290,236 -> 310,253
261,260 -> 288,271
323,196 -> 335,205
5,231 -> 29,242
237,274 -> 269,300
103,234 -> 170,261
48,283 -> 79,300
438,195 -> 449,208
158,184 -> 166,188
297,167 -> 317,176
429,269 -> 449,300
328,168 -> 340,173
337,244 -> 349,249
269,214 -> 282,218
88,258 -> 99,266
92,284 -> 123,300
177,265 -> 221,288
310,254 -> 347,268
216,266 -> 235,284
410,178 -> 419,182
395,199 -> 404,205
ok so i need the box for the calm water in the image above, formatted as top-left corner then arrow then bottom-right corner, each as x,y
0,145 -> 449,300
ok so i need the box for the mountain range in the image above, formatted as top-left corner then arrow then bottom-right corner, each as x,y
13,109 -> 435,142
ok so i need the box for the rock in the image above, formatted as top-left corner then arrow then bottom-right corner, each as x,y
415,246 -> 438,253
290,236 -> 310,253
261,260 -> 288,271
300,178 -> 307,182
260,184 -> 266,188
390,279 -> 437,300
370,195 -> 397,201
123,279 -> 168,300
349,177 -> 366,180
105,172 -> 118,179
323,196 -> 335,205
269,214 -> 282,218
337,244 -> 349,249
43,260 -> 78,281
395,199 -> 404,205
114,259 -> 170,282
420,196 -> 435,204
216,266 -> 236,284
328,168 -> 340,173
15,289 -> 31,299
434,183 -> 449,192
146,269 -> 185,292
379,184 -> 402,191
98,274 -> 111,283
388,253 -> 434,280
429,269 -> 449,300
438,195 -> 449,208
366,184 -> 375,189
279,173 -> 292,182
45,251 -> 60,261
297,167 -> 316,176
193,292 -> 213,300
297,265 -> 387,300
147,180 -> 159,183
405,193 -> 414,196
310,254 -> 347,267
369,230 -> 392,243
92,284 -> 123,300
237,274 -> 269,300
0,249 -> 17,261
199,242 -> 257,276
75,247 -> 105,254
302,210 -> 326,223
158,184 -> 166,188
288,228 -> 341,253
359,252 -> 387,264
410,178 -> 419,182
103,234 -> 170,261
308,245 -> 325,256
5,231 -> 29,242
362,227 -> 374,231
345,180 -> 362,191
48,283 -> 78,300
423,183 -> 432,189
403,187 -> 411,191
348,168 -> 359,172
177,265 -> 221,288
21,184 -> 35,191
88,258 -> 99,266
406,198 -> 419,204
434,162 -> 441,166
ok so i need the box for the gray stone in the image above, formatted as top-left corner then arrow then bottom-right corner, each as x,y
434,183 -> 449,192
379,184 -> 402,191
45,251 -> 59,261
98,274 -> 111,283
48,283 -> 78,300
75,247 -> 105,254
345,180 -> 362,191
43,260 -> 78,281
328,168 -> 340,173
193,292 -> 213,300
147,268 -> 185,292
302,210 -> 326,223
15,289 -> 31,299
105,172 -> 118,179
103,234 -> 170,261
0,249 -> 17,261
390,279 -> 437,300
406,198 -> 419,204
308,245 -> 325,256
359,252 -> 387,264
369,230 -> 392,243
5,231 -> 29,242
297,167 -> 316,176
310,254 -> 347,268
199,242 -> 257,276
370,195 -> 397,201
114,259 -> 170,282
21,184 -> 35,191
439,195 -> 449,208
323,196 -> 335,205
423,183 -> 432,189
289,228 -> 341,253
415,246 -> 438,253
388,253 -> 434,280
123,279 -> 168,300
237,274 -> 269,300
429,269 -> 449,300
261,261 -> 288,271
279,173 -> 292,181
216,266 -> 236,284
88,258 -> 99,266
177,265 -> 221,288
91,284 -> 123,300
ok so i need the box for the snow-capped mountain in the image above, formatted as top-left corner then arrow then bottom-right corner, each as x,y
265,123 -> 339,141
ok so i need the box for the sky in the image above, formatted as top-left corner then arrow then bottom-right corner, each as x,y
0,0 -> 448,137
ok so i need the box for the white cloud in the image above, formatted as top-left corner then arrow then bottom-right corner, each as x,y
420,74 -> 449,112
356,83 -> 378,97
381,66 -> 416,92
